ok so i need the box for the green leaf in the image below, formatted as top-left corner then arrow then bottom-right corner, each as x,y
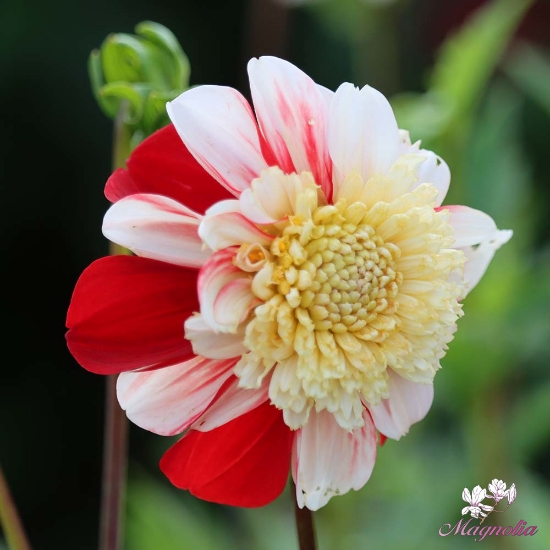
430,0 -> 534,122
136,21 -> 191,90
97,82 -> 148,123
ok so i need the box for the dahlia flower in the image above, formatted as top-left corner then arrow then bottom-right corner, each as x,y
66,56 -> 511,510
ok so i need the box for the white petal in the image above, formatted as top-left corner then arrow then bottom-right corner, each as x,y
103,194 -> 210,268
239,168 -> 294,224
167,86 -> 269,196
413,149 -> 450,206
199,210 -> 273,252
368,370 -> 433,440
329,82 -> 401,196
292,408 -> 377,511
444,206 -> 512,297
213,277 -> 258,331
184,314 -> 247,359
116,357 -> 235,436
462,487 -> 472,504
192,376 -> 269,432
445,205 -> 501,248
247,56 -> 332,197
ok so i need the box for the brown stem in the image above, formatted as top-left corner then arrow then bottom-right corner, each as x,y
98,376 -> 129,550
98,106 -> 132,550
292,481 -> 317,550
479,501 -> 511,524
0,464 -> 32,550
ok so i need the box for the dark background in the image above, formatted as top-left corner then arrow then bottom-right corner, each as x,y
2,0 -> 550,549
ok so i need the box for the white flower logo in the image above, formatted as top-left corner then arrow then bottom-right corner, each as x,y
487,479 -> 509,503
462,486 -> 494,518
461,480 -> 517,523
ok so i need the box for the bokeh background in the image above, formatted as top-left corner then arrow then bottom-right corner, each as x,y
2,0 -> 550,548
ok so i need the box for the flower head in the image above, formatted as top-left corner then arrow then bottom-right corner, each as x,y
462,486 -> 494,518
66,56 -> 512,510
487,478 -> 509,502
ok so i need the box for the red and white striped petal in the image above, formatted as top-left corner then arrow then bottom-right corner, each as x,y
167,86 -> 269,197
442,205 -> 513,297
117,357 -> 236,436
184,315 -> 247,359
248,56 -> 332,198
66,256 -> 199,374
213,277 -> 258,331
367,370 -> 434,441
199,210 -> 273,252
292,408 -> 377,511
160,401 -> 293,507
105,124 -> 232,214
103,194 -> 210,269
329,83 -> 401,197
197,248 -> 251,332
192,375 -> 270,432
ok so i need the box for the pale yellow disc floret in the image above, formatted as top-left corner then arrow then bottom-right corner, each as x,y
232,168 -> 465,431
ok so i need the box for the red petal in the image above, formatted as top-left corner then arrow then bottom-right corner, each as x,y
105,125 -> 233,214
66,256 -> 199,374
379,433 -> 387,446
160,401 -> 293,507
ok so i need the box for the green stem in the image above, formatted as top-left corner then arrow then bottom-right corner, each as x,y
98,105 -> 132,550
292,481 -> 317,550
0,465 -> 32,550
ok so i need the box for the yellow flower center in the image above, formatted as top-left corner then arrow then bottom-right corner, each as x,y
231,169 -> 465,430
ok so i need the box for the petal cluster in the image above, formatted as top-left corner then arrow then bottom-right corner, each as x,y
66,56 -> 512,510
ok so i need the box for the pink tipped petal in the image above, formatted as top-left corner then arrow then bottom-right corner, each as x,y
413,150 -> 450,206
199,211 -> 273,252
292,408 -> 377,511
192,375 -> 270,432
368,371 -> 434,440
329,83 -> 401,197
213,278 -> 258,331
248,57 -> 332,198
167,86 -> 269,196
197,248 -> 250,332
442,206 -> 512,297
103,194 -> 210,269
184,315 -> 247,359
117,357 -> 236,436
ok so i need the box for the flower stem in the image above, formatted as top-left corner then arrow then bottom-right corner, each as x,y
98,104 -> 132,550
480,502 -> 511,524
0,465 -> 32,550
292,481 -> 317,550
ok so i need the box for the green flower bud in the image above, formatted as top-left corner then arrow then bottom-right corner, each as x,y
89,21 -> 190,141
